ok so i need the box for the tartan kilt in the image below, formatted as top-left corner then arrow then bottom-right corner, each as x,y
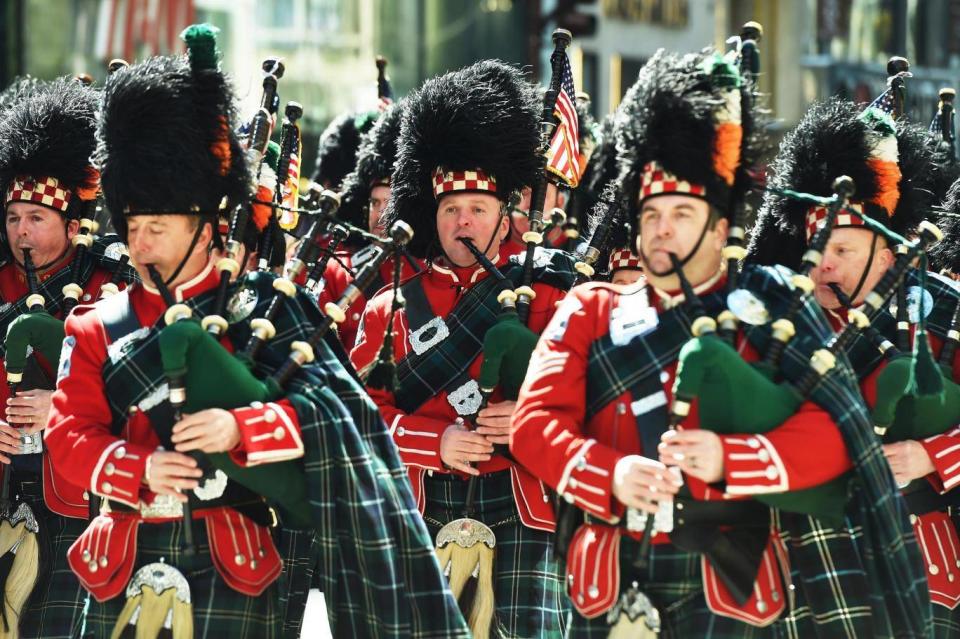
932,601 -> 960,639
423,470 -> 569,639
81,518 -> 281,639
565,536 -> 775,639
274,527 -> 317,639
13,475 -> 87,639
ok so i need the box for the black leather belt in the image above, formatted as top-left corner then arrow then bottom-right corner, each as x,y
902,479 -> 960,516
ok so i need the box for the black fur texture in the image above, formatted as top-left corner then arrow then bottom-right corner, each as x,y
338,101 -> 405,235
310,111 -> 377,191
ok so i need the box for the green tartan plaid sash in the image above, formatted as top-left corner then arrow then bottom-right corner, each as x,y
578,264 -> 930,636
394,248 -> 576,414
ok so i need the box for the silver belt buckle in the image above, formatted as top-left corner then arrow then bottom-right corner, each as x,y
447,379 -> 483,416
409,317 -> 449,355
140,493 -> 184,519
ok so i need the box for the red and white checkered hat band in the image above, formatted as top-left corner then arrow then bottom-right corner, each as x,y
608,248 -> 642,272
804,202 -> 865,241
5,175 -> 71,213
431,168 -> 497,198
639,162 -> 706,201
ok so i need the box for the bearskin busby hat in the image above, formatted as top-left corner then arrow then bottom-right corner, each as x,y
0,76 -> 99,223
0,76 -> 42,117
383,59 -> 540,259
310,111 -> 377,191
337,101 -> 404,233
747,98 -> 941,270
614,49 -> 765,244
96,24 -> 249,241
929,177 -> 960,274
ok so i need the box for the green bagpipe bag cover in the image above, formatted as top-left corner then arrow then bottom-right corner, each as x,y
477,312 -> 540,399
674,332 -> 851,526
873,353 -> 960,443
157,318 -> 311,528
5,311 -> 66,375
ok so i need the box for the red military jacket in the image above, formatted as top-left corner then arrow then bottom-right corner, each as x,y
826,306 -> 960,609
0,249 -> 120,516
511,276 -> 853,624
350,254 -> 566,531
46,259 -> 306,516
317,246 -> 421,351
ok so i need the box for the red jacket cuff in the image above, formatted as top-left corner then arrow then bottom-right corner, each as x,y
721,434 -> 789,495
390,415 -> 446,472
91,440 -> 153,508
557,439 -> 621,521
229,401 -> 304,467
920,428 -> 960,493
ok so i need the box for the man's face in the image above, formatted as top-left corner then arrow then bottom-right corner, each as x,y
368,184 -> 390,234
809,227 -> 893,309
511,183 -> 561,235
436,192 -> 507,265
637,194 -> 726,287
611,269 -> 643,286
126,214 -> 210,284
5,202 -> 77,267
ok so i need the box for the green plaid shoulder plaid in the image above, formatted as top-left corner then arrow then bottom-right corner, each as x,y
581,264 -> 930,637
96,272 -> 469,638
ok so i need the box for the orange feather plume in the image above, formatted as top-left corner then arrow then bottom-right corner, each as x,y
866,158 -> 901,215
713,122 -> 742,186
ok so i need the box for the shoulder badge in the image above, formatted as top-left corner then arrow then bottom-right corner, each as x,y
226,283 -> 259,324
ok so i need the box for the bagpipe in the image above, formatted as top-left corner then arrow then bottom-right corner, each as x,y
146,213 -> 413,552
515,28 -> 573,323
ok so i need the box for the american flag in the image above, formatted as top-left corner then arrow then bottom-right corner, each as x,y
545,50 -> 581,188
867,87 -> 897,117
279,128 -> 302,230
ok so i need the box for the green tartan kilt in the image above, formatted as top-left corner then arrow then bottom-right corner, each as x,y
13,475 -> 87,639
81,517 -> 281,639
565,535 -> 775,639
423,470 -> 569,639
775,508 -> 892,638
274,527 -> 316,639
932,601 -> 960,639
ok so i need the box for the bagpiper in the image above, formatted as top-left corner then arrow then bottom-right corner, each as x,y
45,24 -> 467,638
350,59 -> 575,637
749,95 -> 960,637
0,75 -> 136,639
511,49 -> 930,638
314,100 -> 421,351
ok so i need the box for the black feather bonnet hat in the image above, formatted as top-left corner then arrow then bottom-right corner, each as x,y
95,24 -> 250,241
0,76 -> 99,222
614,48 -> 764,245
337,100 -> 405,234
747,98 -> 940,270
381,59 -> 540,259
310,111 -> 377,191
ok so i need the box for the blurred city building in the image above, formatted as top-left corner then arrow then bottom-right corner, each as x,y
2,0 -> 959,168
